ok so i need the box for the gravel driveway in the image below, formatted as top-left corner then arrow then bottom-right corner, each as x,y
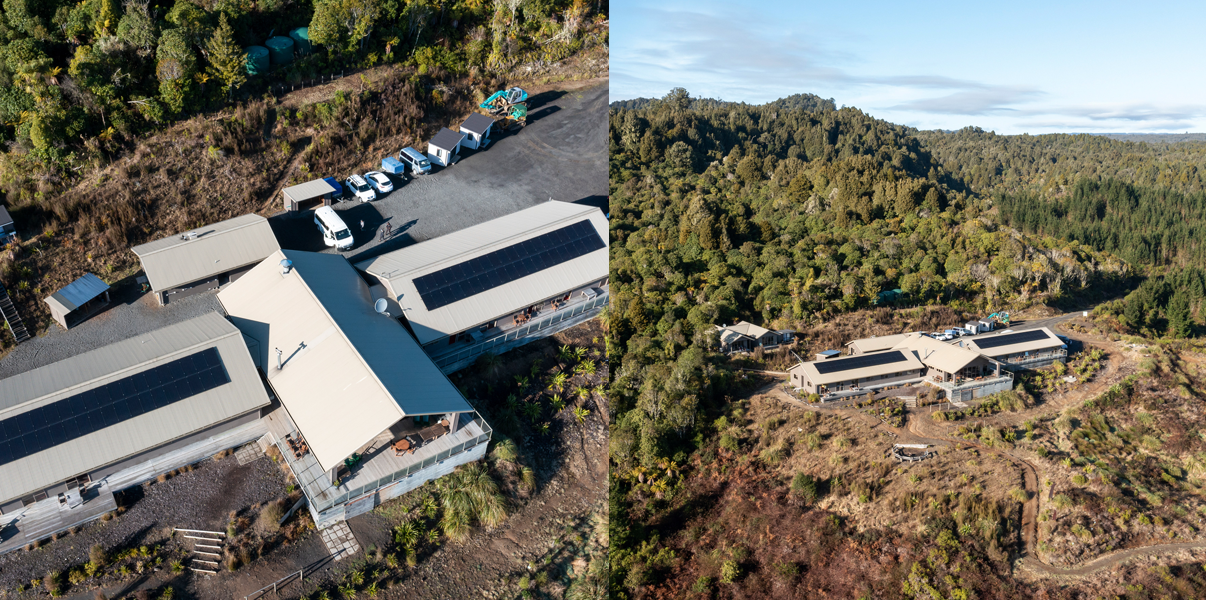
268,80 -> 608,265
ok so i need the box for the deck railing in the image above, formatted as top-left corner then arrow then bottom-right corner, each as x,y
429,292 -> 608,370
280,412 -> 494,514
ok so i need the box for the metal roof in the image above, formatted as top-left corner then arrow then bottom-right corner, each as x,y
45,273 -> 109,314
355,201 -> 609,346
846,332 -> 914,354
131,214 -> 280,293
790,350 -> 925,386
429,127 -> 466,151
460,113 -> 494,135
0,312 -> 268,503
282,179 -> 337,203
963,327 -> 1065,358
0,205 -> 11,227
218,250 -> 471,472
891,333 -> 983,374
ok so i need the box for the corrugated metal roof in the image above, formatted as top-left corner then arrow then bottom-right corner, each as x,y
131,214 -> 281,293
847,333 -> 914,354
963,327 -> 1065,358
45,273 -> 109,313
0,205 -> 12,227
460,113 -> 494,135
790,350 -> 925,386
430,127 -> 466,150
282,179 -> 337,203
0,312 -> 269,503
892,333 -> 982,373
218,250 -> 471,472
717,321 -> 772,340
355,201 -> 609,346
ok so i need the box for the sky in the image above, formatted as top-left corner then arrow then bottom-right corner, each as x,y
610,0 -> 1206,134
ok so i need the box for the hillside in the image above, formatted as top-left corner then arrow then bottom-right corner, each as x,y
608,89 -> 1206,599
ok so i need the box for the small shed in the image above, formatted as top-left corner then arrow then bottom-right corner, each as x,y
459,113 -> 495,150
978,319 -> 995,333
45,273 -> 110,330
131,214 -> 281,305
0,205 -> 14,243
282,179 -> 339,212
965,320 -> 981,334
427,128 -> 466,167
816,349 -> 841,360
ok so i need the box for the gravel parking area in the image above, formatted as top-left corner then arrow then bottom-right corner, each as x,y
269,80 -> 608,264
0,453 -> 287,592
0,285 -> 221,379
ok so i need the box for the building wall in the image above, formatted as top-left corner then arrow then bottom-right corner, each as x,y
0,410 -> 267,515
794,369 -> 924,395
0,409 -> 264,512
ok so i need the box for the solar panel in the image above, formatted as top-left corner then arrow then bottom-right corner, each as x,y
413,219 -> 605,311
813,351 -> 908,375
972,330 -> 1052,350
0,347 -> 230,468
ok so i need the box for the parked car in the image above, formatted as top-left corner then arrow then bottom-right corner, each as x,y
345,174 -> 377,202
365,171 -> 393,194
315,206 -> 353,251
398,147 -> 432,175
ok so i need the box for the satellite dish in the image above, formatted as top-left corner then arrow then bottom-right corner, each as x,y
374,298 -> 391,317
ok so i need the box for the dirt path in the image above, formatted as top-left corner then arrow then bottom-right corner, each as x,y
763,375 -> 1206,580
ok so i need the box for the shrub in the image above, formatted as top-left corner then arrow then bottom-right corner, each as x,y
68,568 -> 87,585
791,473 -> 819,503
719,434 -> 739,452
260,500 -> 286,533
44,571 -> 61,596
691,576 -> 712,593
1072,474 -> 1088,486
719,560 -> 741,584
90,545 -> 108,566
773,561 -> 799,579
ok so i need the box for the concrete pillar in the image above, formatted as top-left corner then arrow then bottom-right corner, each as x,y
447,412 -> 460,432
329,466 -> 339,486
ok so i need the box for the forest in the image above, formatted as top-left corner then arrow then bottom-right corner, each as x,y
0,0 -> 603,182
607,89 -> 1206,598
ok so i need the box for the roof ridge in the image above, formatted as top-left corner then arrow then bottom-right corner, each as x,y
284,251 -> 406,421
134,215 -> 265,256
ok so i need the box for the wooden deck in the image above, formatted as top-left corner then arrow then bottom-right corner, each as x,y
0,483 -> 117,554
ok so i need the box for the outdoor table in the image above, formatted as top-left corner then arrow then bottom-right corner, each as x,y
419,423 -> 448,442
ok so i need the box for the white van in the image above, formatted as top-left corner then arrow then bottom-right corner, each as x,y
398,147 -> 432,175
314,206 -> 353,251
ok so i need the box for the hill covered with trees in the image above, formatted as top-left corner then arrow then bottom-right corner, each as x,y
607,87 -> 1206,597
0,0 -> 604,182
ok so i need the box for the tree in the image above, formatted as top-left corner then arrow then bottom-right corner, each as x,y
116,0 -> 157,55
1167,291 -> 1192,338
205,13 -> 246,100
94,0 -> 120,39
157,29 -> 196,113
310,0 -> 381,51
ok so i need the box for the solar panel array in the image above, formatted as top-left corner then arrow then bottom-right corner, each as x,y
0,348 -> 229,467
814,350 -> 908,374
972,330 -> 1052,350
414,219 -> 605,310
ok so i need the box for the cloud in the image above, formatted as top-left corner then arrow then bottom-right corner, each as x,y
611,3 -> 1206,133
889,88 -> 1045,115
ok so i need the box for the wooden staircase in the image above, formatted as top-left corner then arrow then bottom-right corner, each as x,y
0,282 -> 30,344
175,528 -> 225,574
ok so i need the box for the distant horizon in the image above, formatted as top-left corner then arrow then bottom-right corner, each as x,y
610,93 -> 1206,137
612,0 -> 1206,134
